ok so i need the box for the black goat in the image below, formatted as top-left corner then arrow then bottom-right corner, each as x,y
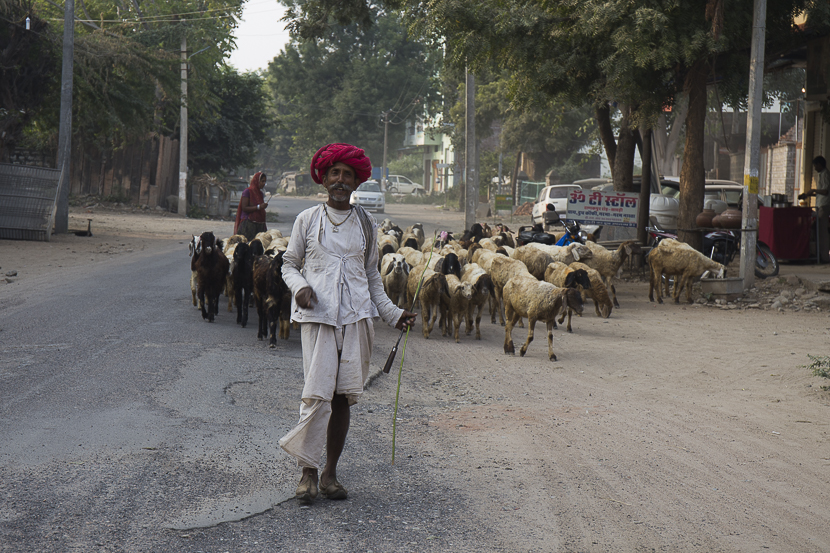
194,231 -> 230,322
253,251 -> 289,348
232,243 -> 255,328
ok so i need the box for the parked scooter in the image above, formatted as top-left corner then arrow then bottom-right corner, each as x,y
555,219 -> 588,247
646,224 -> 779,279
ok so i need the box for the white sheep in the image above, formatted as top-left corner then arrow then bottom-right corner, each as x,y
381,253 -> 410,310
580,240 -> 640,308
512,246 -> 553,280
461,263 -> 494,340
648,242 -> 726,304
543,262 -> 595,330
188,234 -> 202,307
397,246 -> 425,268
439,274 -> 474,342
406,264 -> 450,339
488,255 -> 534,326
502,275 -> 585,361
528,242 -> 594,265
568,262 -> 614,319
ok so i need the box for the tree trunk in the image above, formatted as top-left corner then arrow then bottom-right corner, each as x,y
614,105 -> 637,192
511,150 -> 522,206
596,104 -> 616,178
656,93 -> 689,175
677,60 -> 709,250
638,127 -> 653,246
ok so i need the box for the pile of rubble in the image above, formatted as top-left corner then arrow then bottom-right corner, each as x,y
697,273 -> 830,312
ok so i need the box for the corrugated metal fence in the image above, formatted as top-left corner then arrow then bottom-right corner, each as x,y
0,163 -> 62,241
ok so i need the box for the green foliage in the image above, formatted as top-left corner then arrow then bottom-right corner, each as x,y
0,1 -> 59,154
804,354 -> 830,380
189,68 -> 272,174
21,0 -> 244,152
387,153 -> 424,184
265,9 -> 441,171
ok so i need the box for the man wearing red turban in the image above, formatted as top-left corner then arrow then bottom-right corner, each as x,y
280,143 -> 416,502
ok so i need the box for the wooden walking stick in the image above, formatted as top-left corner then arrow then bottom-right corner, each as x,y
386,231 -> 437,463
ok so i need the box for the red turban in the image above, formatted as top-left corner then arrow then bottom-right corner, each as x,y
310,143 -> 372,184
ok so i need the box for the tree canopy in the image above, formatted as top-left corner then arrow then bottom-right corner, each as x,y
2,0 -> 274,177
265,9 -> 441,172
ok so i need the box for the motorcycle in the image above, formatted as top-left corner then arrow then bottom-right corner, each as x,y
555,219 -> 588,246
517,210 -> 589,247
647,225 -> 779,279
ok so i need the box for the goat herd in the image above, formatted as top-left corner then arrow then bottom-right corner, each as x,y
187,218 -> 727,361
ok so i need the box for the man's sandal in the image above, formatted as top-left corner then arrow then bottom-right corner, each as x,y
295,476 -> 318,502
319,479 -> 348,500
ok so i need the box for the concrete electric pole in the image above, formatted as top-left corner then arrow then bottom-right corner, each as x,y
740,0 -> 767,289
381,110 -> 389,190
54,0 -> 75,234
178,34 -> 188,217
465,67 -> 476,231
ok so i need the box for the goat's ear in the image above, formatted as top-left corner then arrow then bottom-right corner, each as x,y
572,249 -> 580,261
565,272 -> 576,287
624,244 -> 632,255
384,263 -> 394,276
403,263 -> 410,276
701,270 -> 710,279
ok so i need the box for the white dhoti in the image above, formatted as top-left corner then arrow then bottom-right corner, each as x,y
278,318 -> 374,469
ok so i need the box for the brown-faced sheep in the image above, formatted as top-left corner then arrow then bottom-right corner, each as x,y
461,263 -> 494,340
439,274 -> 474,342
381,253 -> 410,310
502,276 -> 584,361
406,264 -> 450,339
580,240 -> 641,308
543,262 -> 594,331
568,262 -> 614,319
648,242 -> 726,304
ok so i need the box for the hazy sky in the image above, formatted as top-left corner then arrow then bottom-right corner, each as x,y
228,1 -> 292,73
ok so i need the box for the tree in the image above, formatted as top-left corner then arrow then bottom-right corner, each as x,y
0,1 -> 58,157
281,0 -> 830,247
21,0 -> 245,153
265,9 -> 441,170
189,68 -> 271,174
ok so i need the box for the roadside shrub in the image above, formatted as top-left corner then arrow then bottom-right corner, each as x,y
805,354 -> 830,380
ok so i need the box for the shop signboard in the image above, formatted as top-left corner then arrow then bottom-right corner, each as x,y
566,189 -> 639,227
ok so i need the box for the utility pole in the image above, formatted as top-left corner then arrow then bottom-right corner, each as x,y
54,0 -> 75,234
741,0 -> 766,289
178,33 -> 188,217
464,67 -> 476,230
381,110 -> 389,190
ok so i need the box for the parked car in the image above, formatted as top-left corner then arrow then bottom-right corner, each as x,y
350,180 -> 385,213
531,184 -> 583,226
386,175 -> 425,195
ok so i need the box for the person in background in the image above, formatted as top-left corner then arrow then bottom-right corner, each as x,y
234,172 -> 269,241
279,143 -> 416,502
799,156 -> 829,263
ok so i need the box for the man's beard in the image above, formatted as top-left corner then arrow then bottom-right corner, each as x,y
327,184 -> 351,203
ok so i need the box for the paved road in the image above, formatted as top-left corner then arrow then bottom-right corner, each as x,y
0,197 -> 484,552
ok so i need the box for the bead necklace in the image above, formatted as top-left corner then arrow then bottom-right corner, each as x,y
324,205 -> 353,233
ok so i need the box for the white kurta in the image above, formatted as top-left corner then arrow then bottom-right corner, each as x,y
279,206 -> 397,470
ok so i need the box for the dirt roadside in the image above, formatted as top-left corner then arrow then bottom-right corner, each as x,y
3,204 -> 830,551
